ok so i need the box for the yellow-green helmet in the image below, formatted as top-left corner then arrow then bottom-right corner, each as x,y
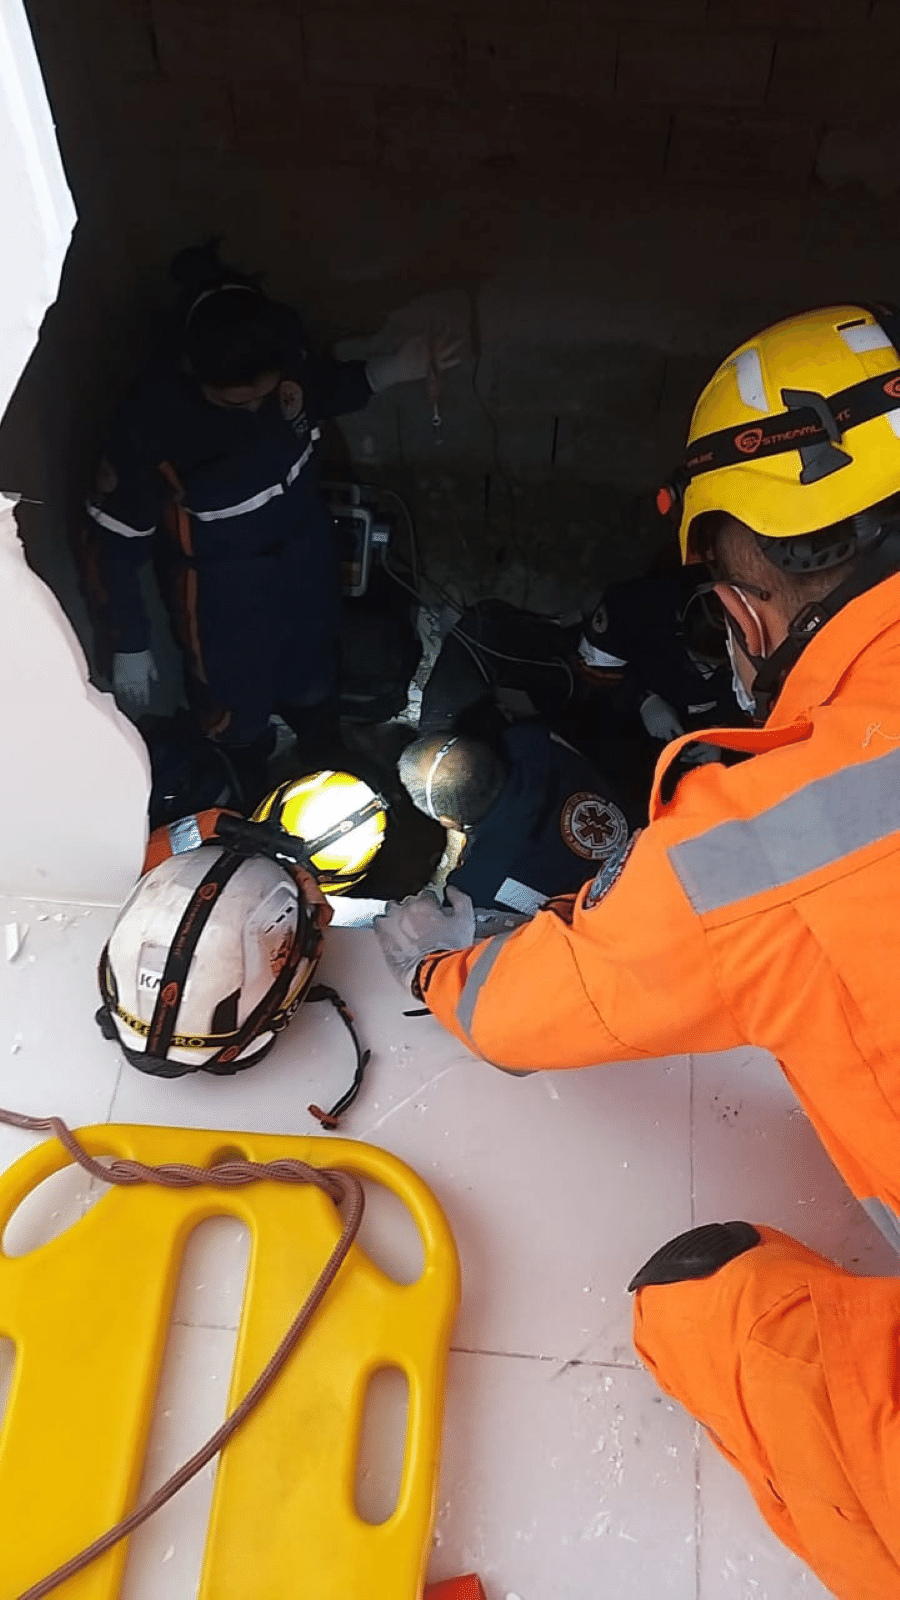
253,771 -> 387,894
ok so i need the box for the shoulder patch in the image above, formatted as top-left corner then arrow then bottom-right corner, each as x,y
560,792 -> 629,862
585,829 -> 640,908
278,379 -> 305,425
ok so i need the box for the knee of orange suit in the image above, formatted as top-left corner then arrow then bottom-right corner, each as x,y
633,1231 -> 900,1600
631,1226 -> 835,1460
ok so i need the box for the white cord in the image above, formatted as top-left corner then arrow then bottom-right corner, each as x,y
378,545 -> 573,685
363,483 -> 420,589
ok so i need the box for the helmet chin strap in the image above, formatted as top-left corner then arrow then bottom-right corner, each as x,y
742,525 -> 900,721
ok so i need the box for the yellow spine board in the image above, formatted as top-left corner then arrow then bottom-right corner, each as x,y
0,1125 -> 460,1600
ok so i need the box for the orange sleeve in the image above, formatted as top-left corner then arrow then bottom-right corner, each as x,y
418,821 -> 744,1072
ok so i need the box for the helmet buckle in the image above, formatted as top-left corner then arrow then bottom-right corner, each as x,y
789,600 -> 829,642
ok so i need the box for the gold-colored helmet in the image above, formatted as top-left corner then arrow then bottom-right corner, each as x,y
658,303 -> 900,567
253,771 -> 387,895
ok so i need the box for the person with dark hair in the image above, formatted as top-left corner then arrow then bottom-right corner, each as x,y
573,564 -> 743,743
376,303 -> 900,1595
81,240 -> 457,802
398,723 -> 636,915
415,569 -> 743,826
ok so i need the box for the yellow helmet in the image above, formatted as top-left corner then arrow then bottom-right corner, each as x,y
658,303 -> 900,564
253,771 -> 387,895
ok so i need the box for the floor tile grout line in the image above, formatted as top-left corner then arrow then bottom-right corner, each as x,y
689,1055 -> 701,1599
694,1420 -> 703,1600
147,1333 -> 646,1368
689,1051 -> 696,1228
172,1318 -> 243,1334
0,893 -> 122,911
106,1060 -> 124,1127
449,1342 -> 641,1369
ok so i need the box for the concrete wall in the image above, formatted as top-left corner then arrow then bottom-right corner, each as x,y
7,0 -> 900,626
0,0 -> 148,901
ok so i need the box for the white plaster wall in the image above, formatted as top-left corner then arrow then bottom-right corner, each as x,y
0,0 -> 148,902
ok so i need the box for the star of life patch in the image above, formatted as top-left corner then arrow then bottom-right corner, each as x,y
560,792 -> 629,863
279,379 -> 306,427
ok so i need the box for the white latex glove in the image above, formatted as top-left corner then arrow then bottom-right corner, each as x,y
112,649 -> 158,714
373,886 -> 476,990
366,330 -> 462,393
640,692 -> 684,742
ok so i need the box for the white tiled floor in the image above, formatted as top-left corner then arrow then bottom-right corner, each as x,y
0,892 -> 896,1598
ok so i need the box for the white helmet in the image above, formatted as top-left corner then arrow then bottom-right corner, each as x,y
98,844 -> 322,1078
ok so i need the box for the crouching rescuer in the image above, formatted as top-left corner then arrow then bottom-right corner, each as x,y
374,303 -> 900,1597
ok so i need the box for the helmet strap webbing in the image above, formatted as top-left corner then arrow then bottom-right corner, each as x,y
307,983 -> 373,1128
146,851 -> 245,1060
744,525 -> 900,720
302,794 -> 387,857
681,365 -> 900,486
205,901 -> 322,1070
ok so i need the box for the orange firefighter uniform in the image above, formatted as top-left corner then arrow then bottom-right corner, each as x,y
634,1227 -> 900,1600
416,574 -> 900,1596
390,302 -> 900,1592
419,573 -> 900,1255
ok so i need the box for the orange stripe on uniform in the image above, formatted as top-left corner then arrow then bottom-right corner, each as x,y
182,565 -> 208,684
159,459 -> 194,558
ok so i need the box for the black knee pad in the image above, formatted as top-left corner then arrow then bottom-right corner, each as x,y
628,1221 -> 761,1293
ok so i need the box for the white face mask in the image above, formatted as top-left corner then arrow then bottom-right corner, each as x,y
725,626 -> 757,715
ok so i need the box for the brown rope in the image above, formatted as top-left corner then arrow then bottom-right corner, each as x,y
0,1107 -> 365,1600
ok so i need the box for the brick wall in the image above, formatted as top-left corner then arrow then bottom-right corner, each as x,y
9,0 -> 900,621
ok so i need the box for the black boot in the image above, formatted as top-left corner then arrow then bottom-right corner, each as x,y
628,1221 -> 761,1293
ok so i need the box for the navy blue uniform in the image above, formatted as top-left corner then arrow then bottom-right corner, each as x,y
83,305 -> 372,747
448,722 -> 636,914
577,570 -> 739,733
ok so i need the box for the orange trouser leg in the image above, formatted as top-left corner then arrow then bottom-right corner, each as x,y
633,1226 -> 900,1600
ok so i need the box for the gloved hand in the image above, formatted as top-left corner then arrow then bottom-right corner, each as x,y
112,649 -> 159,714
640,692 -> 684,742
681,741 -> 720,768
373,886 -> 476,990
366,330 -> 462,393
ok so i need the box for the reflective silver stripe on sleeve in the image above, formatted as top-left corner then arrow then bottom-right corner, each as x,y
85,501 -> 155,539
668,746 -> 900,916
189,438 -> 318,522
285,436 -> 317,486
189,481 -> 285,522
577,637 -> 628,669
861,1197 -> 900,1257
167,817 -> 203,855
455,931 -> 516,1048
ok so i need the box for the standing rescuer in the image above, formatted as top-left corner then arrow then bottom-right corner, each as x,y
81,240 -> 457,803
374,303 -> 900,1597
